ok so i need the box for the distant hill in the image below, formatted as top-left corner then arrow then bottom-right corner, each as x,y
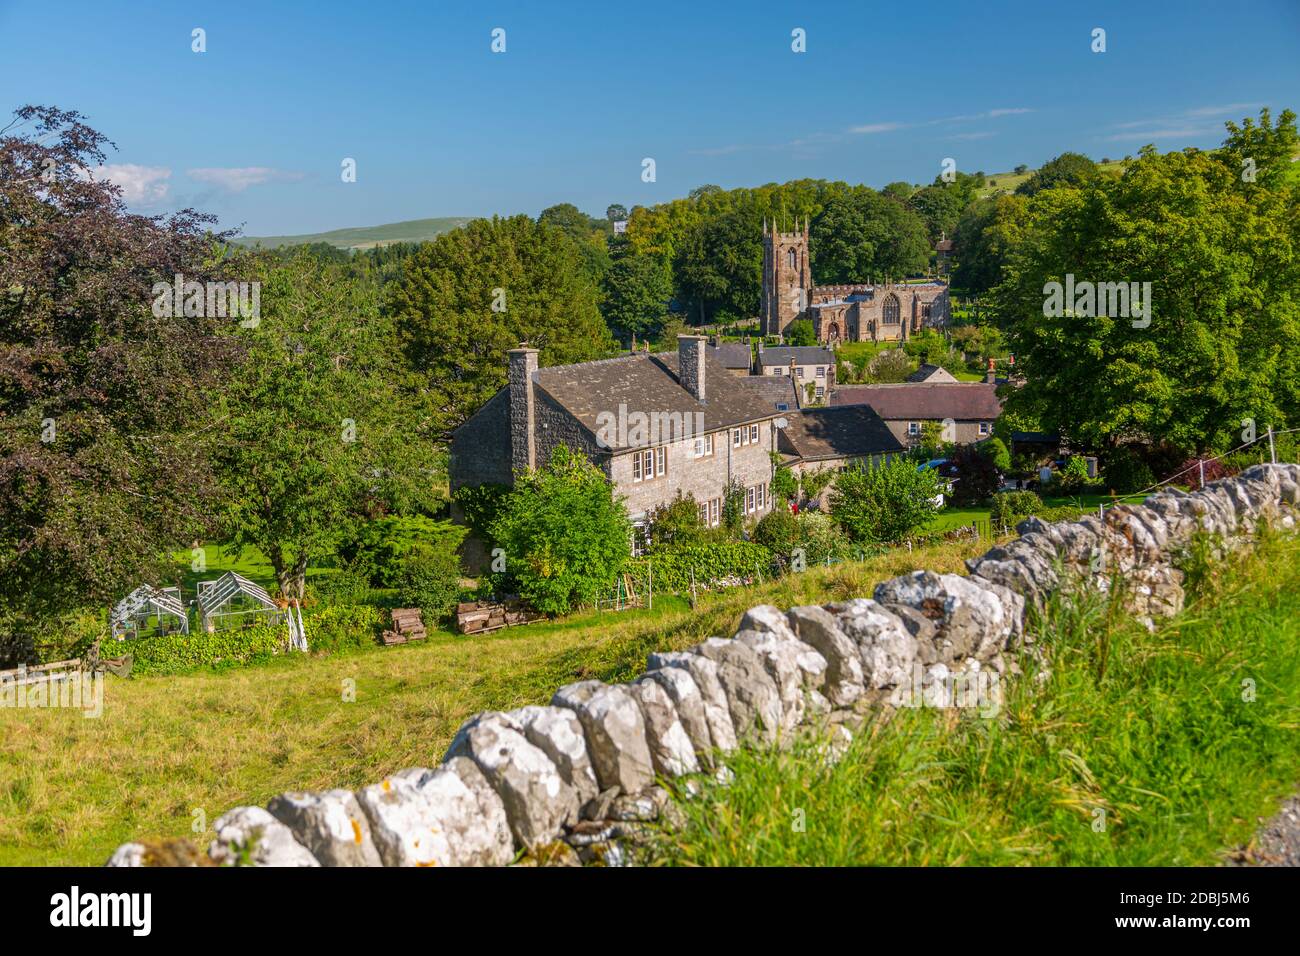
234,216 -> 475,251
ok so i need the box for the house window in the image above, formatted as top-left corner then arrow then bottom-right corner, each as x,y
655,446 -> 666,477
746,486 -> 756,514
815,386 -> 825,398
694,434 -> 714,458
979,422 -> 990,436
709,498 -> 720,527
697,501 -> 709,525
749,424 -> 759,444
776,403 -> 789,412
756,484 -> 766,511
631,522 -> 648,557
908,422 -> 920,437
815,366 -> 825,379
795,366 -> 804,378
633,453 -> 643,481
733,428 -> 742,448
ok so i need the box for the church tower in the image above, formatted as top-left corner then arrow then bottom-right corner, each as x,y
761,218 -> 811,336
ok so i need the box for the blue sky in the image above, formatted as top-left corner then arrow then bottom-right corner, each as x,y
3,0 -> 1298,236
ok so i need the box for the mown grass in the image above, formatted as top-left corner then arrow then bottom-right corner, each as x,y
0,539 -> 986,865
646,529 -> 1300,866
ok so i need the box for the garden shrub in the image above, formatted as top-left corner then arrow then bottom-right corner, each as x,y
1100,447 -> 1156,494
626,541 -> 774,594
752,508 -> 801,556
394,542 -> 463,624
489,446 -> 631,615
303,604 -> 383,654
989,489 -> 1043,529
1049,456 -> 1101,494
117,622 -> 285,676
830,457 -> 941,543
338,515 -> 465,588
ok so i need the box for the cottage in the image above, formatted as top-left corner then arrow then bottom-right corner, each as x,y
755,343 -> 836,400
450,336 -> 784,543
830,382 -> 1003,447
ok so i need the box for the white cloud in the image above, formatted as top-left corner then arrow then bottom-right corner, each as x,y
848,122 -> 904,135
186,167 -> 307,193
946,131 -> 996,141
987,107 -> 1034,118
87,164 -> 172,204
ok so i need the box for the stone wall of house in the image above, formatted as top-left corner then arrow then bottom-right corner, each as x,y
884,418 -> 991,448
106,464 -> 1300,868
610,422 -> 777,522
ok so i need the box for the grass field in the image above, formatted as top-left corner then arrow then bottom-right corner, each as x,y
234,216 -> 474,251
0,538 -> 987,865
649,528 -> 1300,865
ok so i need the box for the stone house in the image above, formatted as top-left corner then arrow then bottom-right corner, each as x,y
450,336 -> 784,548
830,382 -> 1003,448
707,340 -> 753,376
776,405 -> 904,476
754,344 -> 836,401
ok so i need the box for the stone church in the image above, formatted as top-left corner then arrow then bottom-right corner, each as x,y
760,220 -> 950,344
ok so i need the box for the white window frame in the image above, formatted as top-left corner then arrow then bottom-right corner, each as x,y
908,422 -> 920,437
749,424 -> 759,444
655,446 -> 666,477
733,428 -> 742,448
979,421 -> 990,436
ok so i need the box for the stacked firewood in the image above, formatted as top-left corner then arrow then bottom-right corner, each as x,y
455,598 -> 543,634
380,608 -> 427,646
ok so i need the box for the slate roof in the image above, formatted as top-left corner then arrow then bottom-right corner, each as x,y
533,351 -> 780,452
906,363 -> 959,384
830,383 -> 1003,420
780,406 -> 905,462
736,373 -> 799,413
757,345 -> 835,367
709,342 -> 753,370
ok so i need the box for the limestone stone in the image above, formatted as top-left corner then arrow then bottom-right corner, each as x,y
552,681 -> 656,794
640,666 -> 715,764
208,806 -> 319,867
786,605 -> 865,706
508,704 -> 600,809
445,713 -> 579,847
627,678 -> 699,777
689,638 -> 783,745
267,788 -> 382,867
827,598 -> 919,689
873,571 -> 1013,663
646,651 -> 738,753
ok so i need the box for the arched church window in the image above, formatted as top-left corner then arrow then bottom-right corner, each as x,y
882,293 -> 900,325
787,248 -> 797,270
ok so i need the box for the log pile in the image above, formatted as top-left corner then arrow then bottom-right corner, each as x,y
380,608 -> 427,646
456,598 -> 544,635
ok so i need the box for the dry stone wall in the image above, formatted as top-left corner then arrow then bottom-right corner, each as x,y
106,464 -> 1300,867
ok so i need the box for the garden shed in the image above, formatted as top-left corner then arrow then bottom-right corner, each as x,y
111,585 -> 189,640
197,572 -> 281,632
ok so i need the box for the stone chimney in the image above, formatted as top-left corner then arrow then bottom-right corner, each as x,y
985,357 -> 997,384
677,334 -> 707,402
508,347 -> 538,473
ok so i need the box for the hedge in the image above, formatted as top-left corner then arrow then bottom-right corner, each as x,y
302,604 -> 383,655
626,541 -> 775,594
114,622 -> 285,677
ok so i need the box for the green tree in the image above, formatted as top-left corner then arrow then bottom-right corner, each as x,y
995,111 -> 1300,457
0,106 -> 240,621
1015,152 -> 1098,197
811,189 -> 931,282
830,457 -> 942,543
786,319 -> 817,346
602,252 -> 672,341
217,252 -> 435,600
390,215 -> 615,435
489,446 -> 632,615
951,194 -> 1030,294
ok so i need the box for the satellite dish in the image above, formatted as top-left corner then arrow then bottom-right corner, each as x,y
775,417 -> 789,429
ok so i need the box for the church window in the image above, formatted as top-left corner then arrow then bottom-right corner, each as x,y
787,248 -> 796,269
882,294 -> 901,325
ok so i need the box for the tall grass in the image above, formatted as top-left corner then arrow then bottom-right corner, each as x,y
647,528 -> 1300,866
0,539 -> 985,865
